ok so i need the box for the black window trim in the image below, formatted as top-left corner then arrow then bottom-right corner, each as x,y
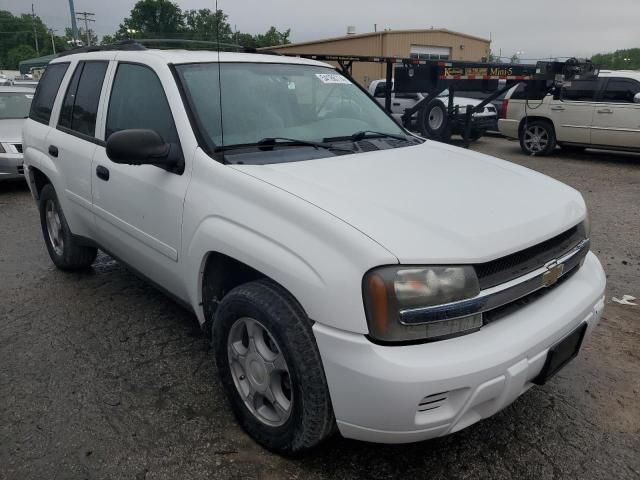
29,61 -> 71,126
105,60 -> 184,174
599,77 -> 640,104
55,59 -> 109,144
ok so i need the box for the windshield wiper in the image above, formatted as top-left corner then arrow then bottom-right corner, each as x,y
215,137 -> 354,153
323,131 -> 411,143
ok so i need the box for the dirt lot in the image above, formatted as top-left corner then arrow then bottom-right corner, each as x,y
1,136 -> 639,480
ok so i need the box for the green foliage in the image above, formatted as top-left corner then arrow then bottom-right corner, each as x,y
0,10 -> 65,68
116,0 -> 183,38
591,48 -> 640,70
64,27 -> 98,47
6,45 -> 37,70
114,0 -> 290,48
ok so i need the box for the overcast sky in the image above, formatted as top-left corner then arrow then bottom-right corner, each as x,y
3,0 -> 639,60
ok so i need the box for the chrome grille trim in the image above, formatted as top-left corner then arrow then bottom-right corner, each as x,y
399,239 -> 590,325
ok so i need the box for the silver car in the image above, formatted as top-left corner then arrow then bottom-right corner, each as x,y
0,86 -> 34,180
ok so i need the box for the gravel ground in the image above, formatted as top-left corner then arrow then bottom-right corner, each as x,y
1,136 -> 639,480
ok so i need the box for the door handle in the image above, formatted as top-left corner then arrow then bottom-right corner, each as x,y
96,165 -> 110,181
550,106 -> 565,111
597,108 -> 613,114
392,102 -> 401,106
48,145 -> 58,157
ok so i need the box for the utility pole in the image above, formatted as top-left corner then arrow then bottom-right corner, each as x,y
31,4 -> 40,56
48,29 -> 57,54
68,0 -> 78,43
76,11 -> 95,46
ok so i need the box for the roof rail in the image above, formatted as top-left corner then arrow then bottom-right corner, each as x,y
57,39 -> 146,57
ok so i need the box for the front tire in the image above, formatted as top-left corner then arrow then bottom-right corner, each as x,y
212,279 -> 335,454
519,120 -> 556,156
39,184 -> 97,270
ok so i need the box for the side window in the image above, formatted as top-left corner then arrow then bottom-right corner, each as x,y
29,62 -> 69,124
601,79 -> 640,103
106,63 -> 178,144
561,80 -> 600,102
58,61 -> 108,137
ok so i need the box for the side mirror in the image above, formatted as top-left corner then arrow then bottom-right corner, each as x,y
634,92 -> 640,104
106,129 -> 179,168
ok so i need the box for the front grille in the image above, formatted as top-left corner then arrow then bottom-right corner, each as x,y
12,143 -> 23,153
483,265 -> 579,325
475,225 -> 585,290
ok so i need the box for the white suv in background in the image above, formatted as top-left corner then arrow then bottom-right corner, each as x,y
22,46 -> 605,454
499,70 -> 640,155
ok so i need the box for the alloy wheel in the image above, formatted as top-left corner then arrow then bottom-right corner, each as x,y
45,200 -> 64,256
227,317 -> 293,427
523,125 -> 549,153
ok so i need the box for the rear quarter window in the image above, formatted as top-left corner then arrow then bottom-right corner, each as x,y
29,62 -> 69,125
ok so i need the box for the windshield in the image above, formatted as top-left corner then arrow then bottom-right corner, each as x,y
175,62 -> 406,152
0,92 -> 33,119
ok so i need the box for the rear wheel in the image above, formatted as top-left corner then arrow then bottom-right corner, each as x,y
418,99 -> 450,141
519,120 -> 556,156
39,184 -> 97,270
212,279 -> 335,454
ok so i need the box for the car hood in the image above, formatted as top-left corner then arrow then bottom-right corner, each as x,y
231,141 -> 586,264
0,118 -> 26,144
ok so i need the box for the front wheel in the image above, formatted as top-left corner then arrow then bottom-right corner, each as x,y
212,279 -> 335,454
519,120 -> 557,156
39,184 -> 97,270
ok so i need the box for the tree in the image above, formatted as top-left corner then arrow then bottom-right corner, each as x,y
183,8 -> 231,41
252,26 -> 291,48
101,34 -> 116,46
0,10 -> 65,68
592,48 -> 640,70
116,0 -> 183,39
6,45 -> 37,70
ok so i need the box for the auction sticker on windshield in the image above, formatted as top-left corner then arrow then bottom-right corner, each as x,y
315,73 -> 351,84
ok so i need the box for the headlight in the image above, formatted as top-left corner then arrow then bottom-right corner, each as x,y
363,266 -> 482,343
0,143 -> 5,154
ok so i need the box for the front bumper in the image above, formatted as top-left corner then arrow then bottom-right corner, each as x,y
313,252 -> 606,444
0,153 -> 24,180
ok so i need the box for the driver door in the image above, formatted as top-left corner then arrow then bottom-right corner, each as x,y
91,61 -> 190,296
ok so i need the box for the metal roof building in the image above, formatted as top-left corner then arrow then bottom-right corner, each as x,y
265,28 -> 491,87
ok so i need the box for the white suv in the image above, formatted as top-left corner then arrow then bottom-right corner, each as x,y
499,70 -> 640,155
22,46 -> 606,454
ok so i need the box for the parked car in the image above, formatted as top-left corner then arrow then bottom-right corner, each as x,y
499,70 -> 640,155
23,48 -> 605,454
0,86 -> 34,180
0,74 -> 12,87
369,79 -> 498,140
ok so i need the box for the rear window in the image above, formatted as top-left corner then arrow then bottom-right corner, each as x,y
29,63 -> 69,124
58,61 -> 108,137
560,79 -> 601,102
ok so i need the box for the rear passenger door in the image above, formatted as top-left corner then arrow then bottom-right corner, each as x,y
591,77 -> 640,148
91,61 -> 191,296
551,79 -> 601,144
48,60 -> 109,237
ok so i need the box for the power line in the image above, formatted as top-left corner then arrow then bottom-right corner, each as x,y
76,11 -> 95,46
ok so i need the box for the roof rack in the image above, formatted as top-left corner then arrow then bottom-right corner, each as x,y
57,39 -> 146,57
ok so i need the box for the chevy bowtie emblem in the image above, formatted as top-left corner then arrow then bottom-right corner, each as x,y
542,261 -> 564,287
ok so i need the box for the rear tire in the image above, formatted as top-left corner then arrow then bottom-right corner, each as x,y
212,279 -> 335,454
39,184 -> 97,270
519,120 -> 556,156
418,99 -> 450,141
